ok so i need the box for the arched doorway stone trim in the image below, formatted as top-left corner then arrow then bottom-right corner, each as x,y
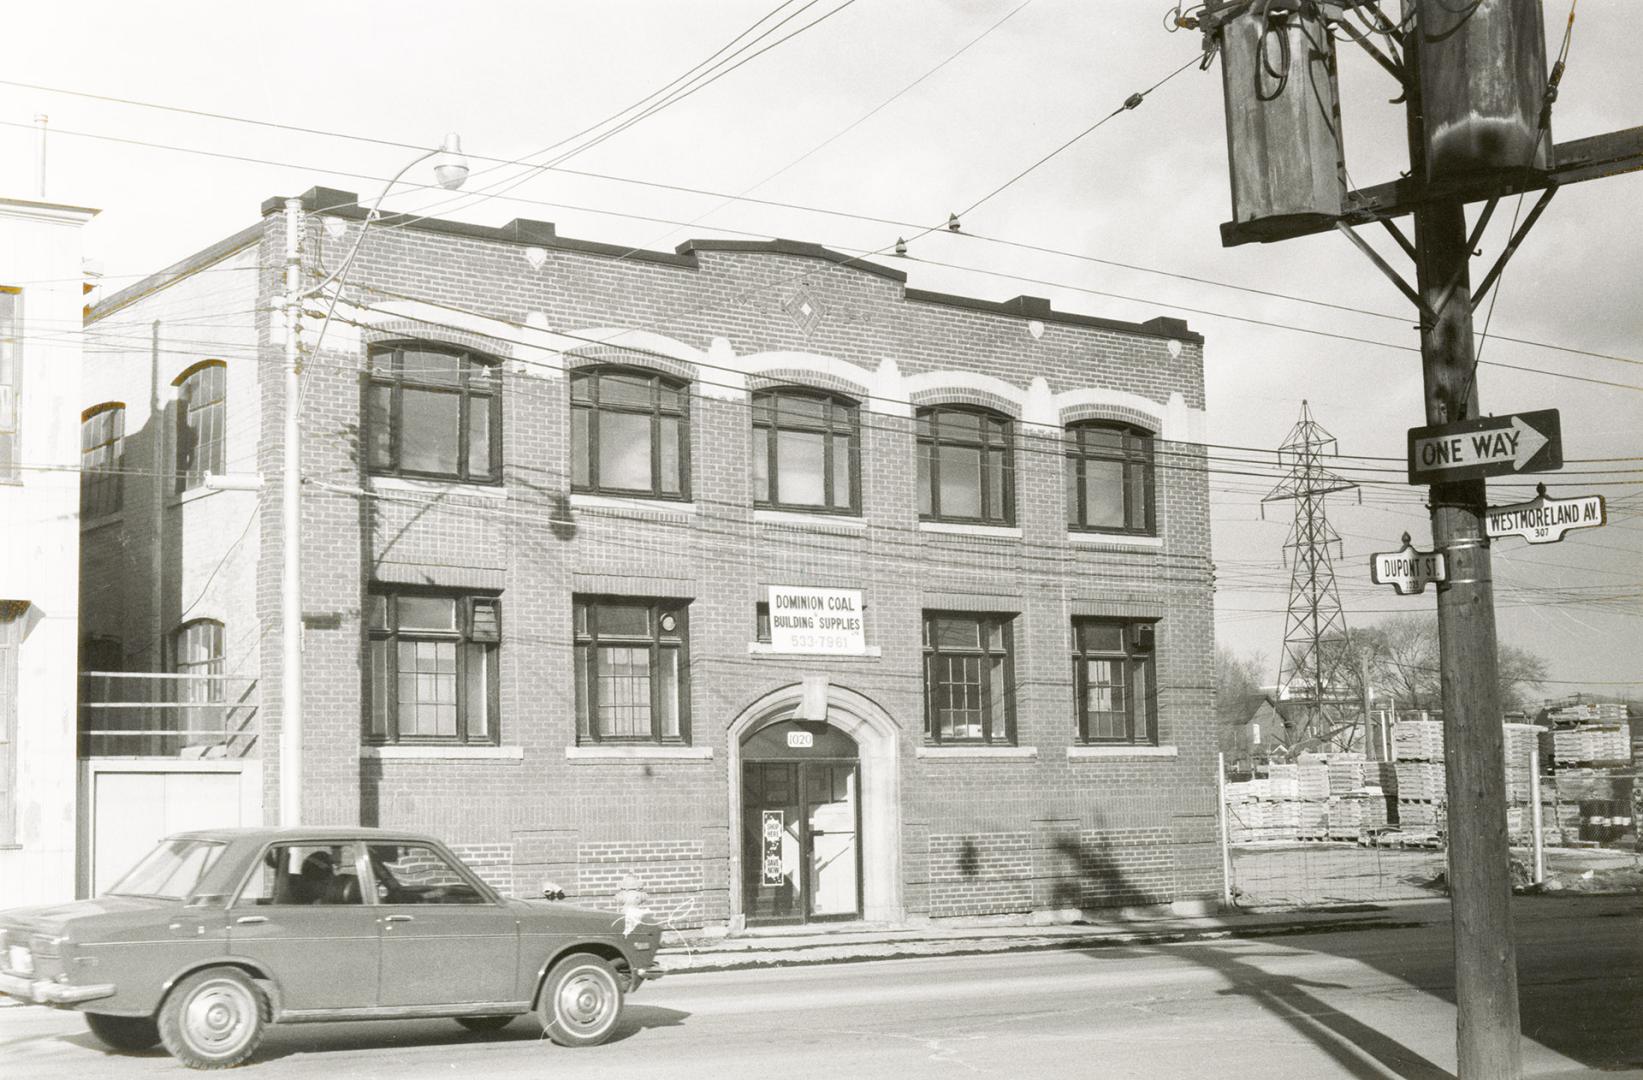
725,682 -> 902,927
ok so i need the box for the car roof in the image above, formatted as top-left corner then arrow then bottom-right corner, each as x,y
165,826 -> 447,846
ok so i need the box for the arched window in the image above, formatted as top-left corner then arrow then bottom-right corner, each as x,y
174,361 -> 227,493
916,406 -> 1013,525
570,367 -> 689,499
752,387 -> 859,512
81,402 -> 126,518
171,619 -> 225,745
1065,421 -> 1155,535
366,343 -> 501,483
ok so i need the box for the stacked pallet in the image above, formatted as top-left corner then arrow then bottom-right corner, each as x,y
1296,759 -> 1330,801
1503,723 -> 1540,804
1392,719 -> 1445,762
1266,763 -> 1299,799
1394,761 -> 1446,802
1399,800 -> 1447,830
1551,725 -> 1631,766
1327,793 -> 1389,839
1327,758 -> 1368,794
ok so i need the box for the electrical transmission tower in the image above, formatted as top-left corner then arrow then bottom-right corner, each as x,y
1263,401 -> 1360,757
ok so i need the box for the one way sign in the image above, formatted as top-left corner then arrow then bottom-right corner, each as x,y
1407,410 -> 1561,485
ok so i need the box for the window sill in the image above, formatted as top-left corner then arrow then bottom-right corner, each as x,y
363,745 -> 524,761
566,745 -> 712,763
1067,532 -> 1163,550
754,508 -> 866,530
370,475 -> 508,500
1067,744 -> 1177,760
918,521 -> 1022,540
916,745 -> 1038,761
747,642 -> 881,659
570,492 -> 696,516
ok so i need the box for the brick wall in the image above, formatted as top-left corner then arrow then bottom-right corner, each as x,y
80,191 -> 1221,927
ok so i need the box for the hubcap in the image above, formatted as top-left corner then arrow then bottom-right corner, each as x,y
558,971 -> 614,1030
184,980 -> 254,1054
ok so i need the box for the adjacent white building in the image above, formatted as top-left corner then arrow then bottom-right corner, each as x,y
0,195 -> 97,906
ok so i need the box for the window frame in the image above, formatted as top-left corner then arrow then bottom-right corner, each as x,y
0,605 -> 19,845
570,366 -> 691,500
1065,421 -> 1156,536
173,360 -> 227,494
1072,618 -> 1158,745
921,611 -> 1016,746
366,342 -> 503,485
916,405 -> 1015,526
81,401 -> 126,519
751,386 -> 860,514
365,589 -> 501,746
0,286 -> 22,484
572,596 -> 691,745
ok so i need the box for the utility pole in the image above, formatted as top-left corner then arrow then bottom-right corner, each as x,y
1192,2 -> 1643,1076
280,198 -> 304,827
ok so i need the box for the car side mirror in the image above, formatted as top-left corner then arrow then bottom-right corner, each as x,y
541,881 -> 566,901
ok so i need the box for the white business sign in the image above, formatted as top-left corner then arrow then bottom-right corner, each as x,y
1369,535 -> 1447,596
1486,491 -> 1605,545
767,586 -> 866,655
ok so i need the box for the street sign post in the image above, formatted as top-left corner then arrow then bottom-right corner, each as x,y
1406,410 -> 1561,485
1370,533 -> 1448,596
1486,485 -> 1606,545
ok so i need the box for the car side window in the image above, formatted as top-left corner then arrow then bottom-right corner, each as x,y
239,843 -> 366,906
367,843 -> 485,905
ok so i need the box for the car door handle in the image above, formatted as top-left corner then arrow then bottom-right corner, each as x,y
235,916 -> 268,925
384,914 -> 414,923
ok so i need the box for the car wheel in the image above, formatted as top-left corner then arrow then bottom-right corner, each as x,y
537,953 -> 623,1047
455,1014 -> 516,1033
158,967 -> 266,1070
84,1012 -> 161,1052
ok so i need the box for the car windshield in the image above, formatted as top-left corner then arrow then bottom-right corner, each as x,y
106,838 -> 227,900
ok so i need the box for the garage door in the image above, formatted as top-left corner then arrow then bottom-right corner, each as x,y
89,765 -> 257,895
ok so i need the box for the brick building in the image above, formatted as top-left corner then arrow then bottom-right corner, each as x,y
78,186 -> 1219,926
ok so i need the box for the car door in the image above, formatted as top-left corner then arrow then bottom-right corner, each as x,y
225,842 -> 379,1012
367,841 -> 520,1008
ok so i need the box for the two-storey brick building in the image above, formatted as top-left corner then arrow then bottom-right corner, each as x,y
79,186 -> 1218,926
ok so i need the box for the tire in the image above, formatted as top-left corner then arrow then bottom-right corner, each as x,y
455,1014 -> 516,1033
157,967 -> 266,1070
536,953 -> 623,1047
84,1012 -> 161,1052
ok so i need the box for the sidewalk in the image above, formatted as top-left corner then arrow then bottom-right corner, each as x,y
656,899 -> 1450,974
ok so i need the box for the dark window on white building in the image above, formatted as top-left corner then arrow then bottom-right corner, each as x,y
1073,619 -> 1157,744
573,597 -> 690,744
367,344 -> 500,483
366,591 -> 500,744
922,612 -> 1014,744
571,368 -> 689,499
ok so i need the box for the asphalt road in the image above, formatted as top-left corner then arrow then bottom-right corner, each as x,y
3,896 -> 1639,1079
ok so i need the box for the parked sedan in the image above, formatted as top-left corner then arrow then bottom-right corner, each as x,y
0,827 -> 662,1068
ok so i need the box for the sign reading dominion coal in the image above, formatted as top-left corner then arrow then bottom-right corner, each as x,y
767,586 -> 867,655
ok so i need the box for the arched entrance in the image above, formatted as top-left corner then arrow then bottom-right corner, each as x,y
727,683 -> 901,927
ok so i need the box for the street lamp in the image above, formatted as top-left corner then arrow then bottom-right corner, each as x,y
279,134 -> 469,826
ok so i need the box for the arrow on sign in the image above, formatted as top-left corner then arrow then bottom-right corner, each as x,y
1407,410 -> 1562,485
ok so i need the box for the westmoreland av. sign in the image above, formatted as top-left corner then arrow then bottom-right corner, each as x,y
1407,410 -> 1561,485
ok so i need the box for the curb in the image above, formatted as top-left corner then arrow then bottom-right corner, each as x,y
657,912 -> 1434,975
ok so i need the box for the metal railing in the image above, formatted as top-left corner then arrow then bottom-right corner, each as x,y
80,670 -> 259,758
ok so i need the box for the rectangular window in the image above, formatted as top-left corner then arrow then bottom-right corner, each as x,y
367,345 -> 501,483
922,612 -> 1014,744
175,362 -> 228,493
0,604 -> 18,844
366,591 -> 500,744
573,597 -> 690,744
81,404 -> 126,519
571,369 -> 689,500
917,408 -> 1013,525
1073,619 -> 1157,744
0,288 -> 20,482
1066,423 -> 1155,535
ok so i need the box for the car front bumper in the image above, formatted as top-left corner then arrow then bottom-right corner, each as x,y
0,970 -> 117,1006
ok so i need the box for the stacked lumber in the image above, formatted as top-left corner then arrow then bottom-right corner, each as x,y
1392,720 -> 1445,762
1551,725 -> 1631,766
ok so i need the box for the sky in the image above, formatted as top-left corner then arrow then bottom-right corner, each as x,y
4,0 -> 1638,702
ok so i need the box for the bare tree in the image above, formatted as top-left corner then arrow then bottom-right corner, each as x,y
1348,615 -> 1547,717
